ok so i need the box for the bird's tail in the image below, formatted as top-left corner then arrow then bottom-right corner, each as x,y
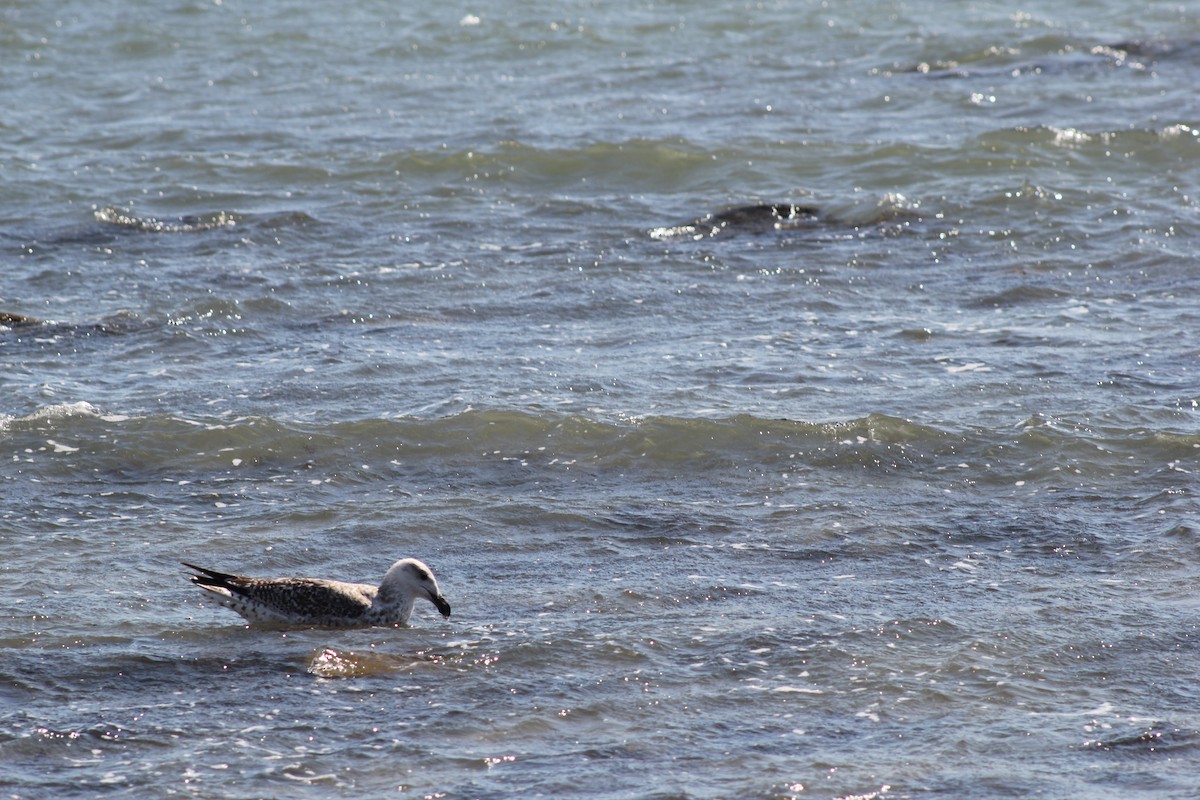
182,562 -> 240,590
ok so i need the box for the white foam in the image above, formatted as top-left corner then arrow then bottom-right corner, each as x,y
0,401 -> 110,432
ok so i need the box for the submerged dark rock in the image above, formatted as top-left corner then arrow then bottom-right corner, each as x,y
93,206 -> 239,233
708,203 -> 818,228
0,310 -> 150,338
1100,37 -> 1200,62
650,203 -> 820,240
891,36 -> 1200,80
1081,725 -> 1200,754
650,196 -> 930,241
0,311 -> 41,328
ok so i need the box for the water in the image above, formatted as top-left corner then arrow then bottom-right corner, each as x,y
2,0 -> 1199,797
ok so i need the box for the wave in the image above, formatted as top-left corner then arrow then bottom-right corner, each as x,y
355,137 -> 721,191
329,139 -> 942,235
3,406 -> 1194,486
974,123 -> 1200,154
0,400 -> 132,431
10,208 -> 320,256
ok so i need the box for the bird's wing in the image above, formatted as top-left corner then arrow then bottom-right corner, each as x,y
183,563 -> 375,619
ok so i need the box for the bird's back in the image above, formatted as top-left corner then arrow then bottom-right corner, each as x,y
207,575 -> 378,625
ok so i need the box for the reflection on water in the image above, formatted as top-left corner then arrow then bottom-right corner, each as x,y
306,646 -> 419,678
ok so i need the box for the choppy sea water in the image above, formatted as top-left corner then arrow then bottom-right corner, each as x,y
2,0 -> 1199,797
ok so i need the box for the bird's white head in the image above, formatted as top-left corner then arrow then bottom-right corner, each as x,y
381,558 -> 452,619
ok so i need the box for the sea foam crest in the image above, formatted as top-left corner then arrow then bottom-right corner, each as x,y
0,401 -> 131,433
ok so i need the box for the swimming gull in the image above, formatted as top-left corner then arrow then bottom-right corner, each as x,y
183,558 -> 451,627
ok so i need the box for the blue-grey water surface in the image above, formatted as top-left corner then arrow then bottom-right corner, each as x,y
2,1 -> 1199,798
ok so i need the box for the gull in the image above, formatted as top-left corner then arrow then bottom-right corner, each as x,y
183,558 -> 451,627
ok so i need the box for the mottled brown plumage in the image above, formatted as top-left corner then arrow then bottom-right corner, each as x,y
184,559 -> 451,627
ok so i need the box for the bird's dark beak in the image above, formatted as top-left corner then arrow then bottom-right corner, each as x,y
430,593 -> 451,619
